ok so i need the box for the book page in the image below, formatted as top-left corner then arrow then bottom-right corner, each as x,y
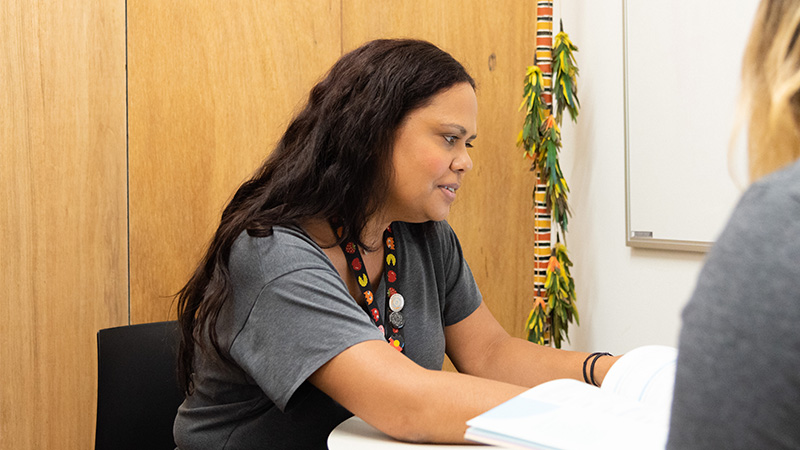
466,379 -> 669,450
465,345 -> 678,450
601,345 -> 678,409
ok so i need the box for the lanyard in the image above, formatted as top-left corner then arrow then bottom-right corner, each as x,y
333,223 -> 406,352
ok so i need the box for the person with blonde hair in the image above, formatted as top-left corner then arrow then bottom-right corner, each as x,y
667,1 -> 800,448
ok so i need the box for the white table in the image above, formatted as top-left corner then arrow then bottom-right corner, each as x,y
328,416 -> 492,449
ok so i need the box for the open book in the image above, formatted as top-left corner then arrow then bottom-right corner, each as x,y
465,345 -> 677,450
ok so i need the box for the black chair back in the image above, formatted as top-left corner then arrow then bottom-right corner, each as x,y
95,320 -> 185,450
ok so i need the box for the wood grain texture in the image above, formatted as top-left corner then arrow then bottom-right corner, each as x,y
130,0 -> 544,344
0,2 -> 554,448
0,0 -> 128,448
342,0 -> 539,339
127,0 -> 342,323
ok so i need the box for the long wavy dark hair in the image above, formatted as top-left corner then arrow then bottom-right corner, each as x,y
176,39 -> 475,394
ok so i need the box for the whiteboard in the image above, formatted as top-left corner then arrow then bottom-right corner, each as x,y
623,0 -> 760,252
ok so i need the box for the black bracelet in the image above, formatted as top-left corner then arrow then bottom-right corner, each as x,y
589,352 -> 612,387
582,352 -> 603,384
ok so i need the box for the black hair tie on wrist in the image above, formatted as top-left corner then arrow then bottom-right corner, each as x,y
583,352 -> 612,386
582,352 -> 600,384
590,352 -> 612,387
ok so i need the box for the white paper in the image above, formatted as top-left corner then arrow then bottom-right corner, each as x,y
465,345 -> 678,450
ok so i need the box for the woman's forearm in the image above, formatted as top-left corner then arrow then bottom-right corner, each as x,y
471,336 -> 620,387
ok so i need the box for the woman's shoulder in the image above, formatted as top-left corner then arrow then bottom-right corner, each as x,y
231,224 -> 317,251
722,160 -> 800,241
229,225 -> 334,279
710,159 -> 800,264
747,158 -> 800,206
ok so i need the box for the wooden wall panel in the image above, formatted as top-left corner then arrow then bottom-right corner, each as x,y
127,1 -> 342,322
0,2 -> 552,448
342,1 -> 539,339
0,1 -> 128,449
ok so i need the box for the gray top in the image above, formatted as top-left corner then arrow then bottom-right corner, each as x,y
667,159 -> 800,449
173,220 -> 482,449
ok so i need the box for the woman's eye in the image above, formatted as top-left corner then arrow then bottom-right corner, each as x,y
444,135 -> 457,145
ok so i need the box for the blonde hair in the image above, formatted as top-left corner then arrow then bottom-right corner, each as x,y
740,0 -> 800,181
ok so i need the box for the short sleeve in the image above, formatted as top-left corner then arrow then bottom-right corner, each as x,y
225,230 -> 384,411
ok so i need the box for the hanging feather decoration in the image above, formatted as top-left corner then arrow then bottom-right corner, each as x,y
552,22 -> 580,124
525,294 -> 549,346
535,115 -> 570,233
523,0 -> 556,346
517,65 -> 548,160
518,64 -> 553,346
543,241 -> 579,348
520,11 -> 581,348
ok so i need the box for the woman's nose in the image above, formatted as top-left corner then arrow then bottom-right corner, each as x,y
452,147 -> 473,173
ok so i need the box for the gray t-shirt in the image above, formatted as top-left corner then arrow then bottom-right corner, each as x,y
173,220 -> 482,449
667,159 -> 800,449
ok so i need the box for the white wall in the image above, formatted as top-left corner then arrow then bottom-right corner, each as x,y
556,1 -> 711,355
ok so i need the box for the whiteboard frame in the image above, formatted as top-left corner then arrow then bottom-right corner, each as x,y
622,0 -> 712,253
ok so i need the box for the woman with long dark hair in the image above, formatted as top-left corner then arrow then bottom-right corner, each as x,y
173,39 -> 618,448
